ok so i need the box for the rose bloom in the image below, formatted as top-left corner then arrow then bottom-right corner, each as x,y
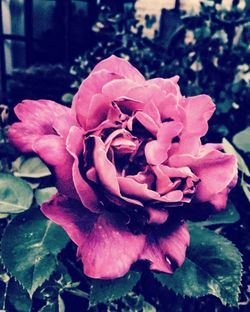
9,56 -> 237,279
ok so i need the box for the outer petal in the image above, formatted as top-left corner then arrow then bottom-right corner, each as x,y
92,55 -> 145,83
118,176 -> 183,203
102,79 -> 139,100
14,99 -> 69,123
145,122 -> 182,165
140,222 -> 190,273
147,77 -> 181,97
169,149 -> 237,208
8,100 -> 71,152
41,194 -> 145,279
85,94 -> 111,130
66,127 -> 101,212
33,135 -> 77,199
72,69 -> 123,128
177,95 -> 216,154
92,136 -> 121,196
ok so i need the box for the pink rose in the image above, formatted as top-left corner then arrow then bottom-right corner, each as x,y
9,56 -> 237,279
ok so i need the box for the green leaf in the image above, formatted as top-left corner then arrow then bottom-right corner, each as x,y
0,173 -> 33,214
38,293 -> 65,312
242,179 -> 250,202
1,208 -> 70,297
6,279 -> 31,312
12,156 -> 51,178
39,302 -> 57,312
154,224 -> 242,307
143,302 -> 157,312
61,93 -> 74,104
58,295 -> 65,312
89,271 -> 141,306
222,138 -> 250,176
196,201 -> 240,226
233,127 -> 250,153
35,187 -> 57,206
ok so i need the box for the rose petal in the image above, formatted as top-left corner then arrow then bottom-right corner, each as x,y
156,93 -> 180,122
145,122 -> 182,165
118,177 -> 183,203
145,140 -> 169,165
92,136 -> 121,196
92,55 -> 145,83
91,136 -> 144,207
14,99 -> 69,123
147,77 -> 181,97
8,100 -> 71,152
85,94 -> 111,130
41,194 -> 145,279
140,222 -> 189,273
147,207 -> 169,224
118,176 -> 160,202
143,102 -> 161,126
133,111 -> 159,136
33,135 -> 77,199
112,97 -> 144,114
169,149 -> 237,208
72,69 -> 123,128
66,127 -> 101,212
102,79 -> 139,100
177,95 -> 216,154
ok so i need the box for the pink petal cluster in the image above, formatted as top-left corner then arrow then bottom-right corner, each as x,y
8,56 -> 237,279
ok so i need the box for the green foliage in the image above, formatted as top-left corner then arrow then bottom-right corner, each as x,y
223,138 -> 250,176
223,138 -> 250,201
89,271 -> 141,307
12,156 -> 51,178
154,224 -> 242,307
0,173 -> 33,214
1,208 -> 69,297
233,127 -> 250,153
5,279 -> 31,312
196,200 -> 240,226
35,187 -> 57,206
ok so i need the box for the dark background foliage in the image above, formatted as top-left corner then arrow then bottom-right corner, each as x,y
0,0 -> 250,311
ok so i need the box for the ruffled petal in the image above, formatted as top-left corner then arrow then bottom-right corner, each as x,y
177,95 -> 216,154
145,122 -> 182,165
72,69 -> 123,128
169,149 -> 237,208
118,176 -> 160,202
147,77 -> 181,97
8,100 -> 71,152
32,135 -> 77,199
133,111 -> 159,136
92,136 -> 121,196
14,99 -> 69,123
113,97 -> 144,115
118,177 -> 183,203
140,222 -> 190,273
41,194 -> 145,279
102,79 -> 139,100
92,55 -> 145,83
156,94 -> 180,122
66,127 -> 101,212
147,207 -> 169,224
85,94 -> 111,130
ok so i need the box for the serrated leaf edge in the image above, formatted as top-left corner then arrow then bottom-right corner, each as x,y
155,226 -> 243,307
0,217 -> 61,298
88,272 -> 141,307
